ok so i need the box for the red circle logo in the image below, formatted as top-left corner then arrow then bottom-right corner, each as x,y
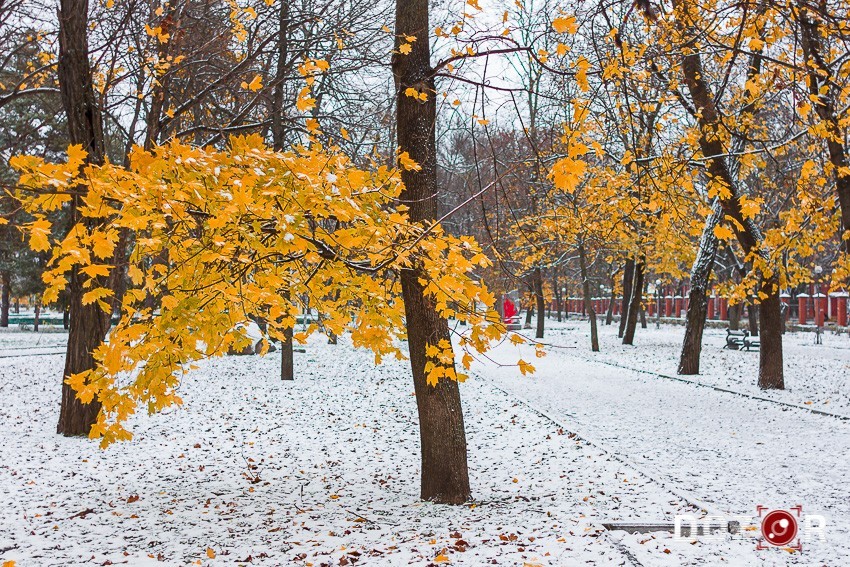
761,510 -> 798,546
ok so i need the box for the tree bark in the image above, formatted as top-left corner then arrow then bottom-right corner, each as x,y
533,267 -> 544,339
679,203 -> 721,374
605,274 -> 616,326
729,302 -> 741,331
798,9 -> 850,254
393,0 -> 470,504
747,301 -> 759,336
0,270 -> 9,327
618,259 -> 635,337
56,0 -> 110,436
272,5 -> 295,382
622,260 -> 644,345
674,0 -> 783,388
33,299 -> 41,333
554,271 -> 562,322
579,242 -> 599,351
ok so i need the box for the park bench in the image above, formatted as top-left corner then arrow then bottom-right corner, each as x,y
742,334 -> 760,351
724,329 -> 747,350
724,329 -> 760,351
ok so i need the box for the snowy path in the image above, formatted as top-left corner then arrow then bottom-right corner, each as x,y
472,321 -> 849,564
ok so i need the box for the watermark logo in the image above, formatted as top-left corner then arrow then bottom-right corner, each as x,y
674,505 -> 826,552
757,506 -> 800,549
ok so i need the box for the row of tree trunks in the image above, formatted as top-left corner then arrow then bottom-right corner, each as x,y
674,0 -> 784,389
392,0 -> 470,504
56,0 -> 111,436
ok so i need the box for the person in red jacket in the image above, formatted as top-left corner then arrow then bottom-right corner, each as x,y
503,297 -> 517,322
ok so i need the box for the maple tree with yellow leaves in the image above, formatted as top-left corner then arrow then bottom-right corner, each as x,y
11,135 -> 514,446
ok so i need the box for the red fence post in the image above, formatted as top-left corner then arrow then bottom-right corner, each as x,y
836,294 -> 848,327
798,293 -> 809,325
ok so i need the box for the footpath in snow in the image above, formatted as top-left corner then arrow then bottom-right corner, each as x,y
472,319 -> 848,565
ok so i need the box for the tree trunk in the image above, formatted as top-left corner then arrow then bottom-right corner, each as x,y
758,289 -> 784,389
280,291 -> 294,381
675,0 -> 783,388
747,300 -> 759,336
679,203 -> 721,375
534,267 -> 544,339
33,299 -> 41,333
729,303 -> 741,331
56,0 -> 109,436
579,242 -> 599,351
281,325 -> 294,380
798,9 -> 850,254
554,271 -> 562,322
605,279 -> 615,325
272,5 -> 295,382
393,0 -> 470,504
623,261 -> 644,345
0,270 -> 9,328
618,259 -> 635,338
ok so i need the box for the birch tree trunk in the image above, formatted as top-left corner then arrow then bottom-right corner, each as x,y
679,203 -> 722,374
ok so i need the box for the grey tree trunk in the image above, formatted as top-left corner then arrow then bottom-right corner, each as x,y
534,267 -> 544,339
579,242 -> 599,351
618,259 -> 635,338
623,261 -> 644,345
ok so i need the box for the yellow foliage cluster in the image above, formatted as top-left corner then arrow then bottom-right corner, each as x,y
12,135 -> 505,446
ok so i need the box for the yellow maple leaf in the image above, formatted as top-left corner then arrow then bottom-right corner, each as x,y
553,16 -> 577,34
206,547 -> 216,559
28,218 -> 52,252
91,231 -> 116,259
398,151 -> 421,171
713,224 -> 735,241
518,359 -> 535,375
241,75 -> 263,91
399,43 -> 412,55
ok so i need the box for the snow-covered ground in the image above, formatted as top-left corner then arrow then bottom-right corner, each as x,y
0,322 -> 847,566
